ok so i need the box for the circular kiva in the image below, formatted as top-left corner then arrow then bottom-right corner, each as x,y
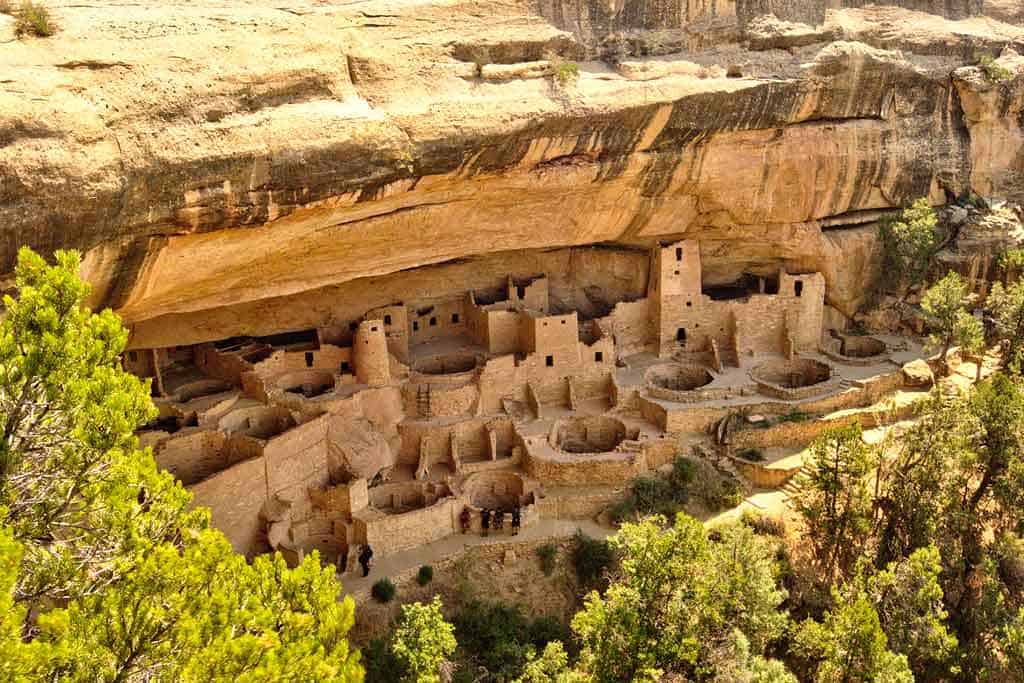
552,415 -> 627,454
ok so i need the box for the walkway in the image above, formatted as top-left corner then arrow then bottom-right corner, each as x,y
340,517 -> 611,598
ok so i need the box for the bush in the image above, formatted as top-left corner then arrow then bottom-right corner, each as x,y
737,447 -> 765,462
14,1 -> 54,38
363,638 -> 404,683
536,543 -> 558,576
976,52 -> 1012,82
371,578 -> 396,603
741,510 -> 787,537
775,409 -> 810,424
572,530 -> 614,588
609,455 -> 697,523
416,564 -> 434,586
453,600 -> 571,680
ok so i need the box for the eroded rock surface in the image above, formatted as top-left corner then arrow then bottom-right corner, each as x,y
0,0 -> 1022,344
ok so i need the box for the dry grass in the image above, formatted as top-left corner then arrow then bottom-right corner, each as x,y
13,1 -> 55,38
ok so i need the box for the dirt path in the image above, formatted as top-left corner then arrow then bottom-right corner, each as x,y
340,517 -> 611,598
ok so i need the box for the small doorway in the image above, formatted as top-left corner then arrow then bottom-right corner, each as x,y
676,328 -> 687,345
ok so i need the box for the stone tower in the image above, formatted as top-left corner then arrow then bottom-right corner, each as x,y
354,319 -> 390,386
651,239 -> 702,356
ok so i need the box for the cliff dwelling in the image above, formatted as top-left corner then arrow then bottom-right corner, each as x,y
125,238 -> 935,570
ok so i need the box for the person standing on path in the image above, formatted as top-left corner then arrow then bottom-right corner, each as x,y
481,508 -> 491,537
511,506 -> 521,536
460,505 -> 471,534
358,544 -> 374,577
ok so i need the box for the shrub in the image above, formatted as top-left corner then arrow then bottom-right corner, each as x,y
14,1 -> 54,38
416,564 -> 434,586
609,455 -> 697,523
536,543 -> 558,576
741,510 -> 787,537
371,577 -> 396,603
453,600 -> 570,680
999,248 -> 1024,272
572,530 -> 614,588
976,52 -> 1012,83
775,409 -> 810,424
546,50 -> 579,87
363,638 -> 404,683
737,447 -> 765,462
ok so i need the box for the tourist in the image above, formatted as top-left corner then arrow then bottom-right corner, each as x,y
511,506 -> 521,535
459,505 -> 471,534
358,544 -> 374,577
494,508 -> 505,533
481,508 -> 491,537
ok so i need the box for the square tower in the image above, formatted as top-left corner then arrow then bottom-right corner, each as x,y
651,240 -> 702,356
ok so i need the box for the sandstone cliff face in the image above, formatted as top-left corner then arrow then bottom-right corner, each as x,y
0,0 -> 1022,346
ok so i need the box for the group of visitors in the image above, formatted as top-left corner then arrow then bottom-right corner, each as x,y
340,505 -> 522,580
459,505 -> 521,536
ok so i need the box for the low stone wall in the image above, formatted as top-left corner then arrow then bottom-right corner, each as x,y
535,488 -> 624,520
523,445 -> 644,486
354,497 -> 461,557
726,454 -> 801,488
730,399 -> 921,451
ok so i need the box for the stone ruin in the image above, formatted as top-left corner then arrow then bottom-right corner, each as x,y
125,239 -> 935,570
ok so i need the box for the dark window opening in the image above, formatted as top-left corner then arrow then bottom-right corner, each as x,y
795,281 -> 804,297
595,351 -> 603,362
257,329 -> 319,349
371,326 -> 378,332
340,361 -> 351,374
545,355 -> 554,367
703,274 -> 761,302
674,270 -> 680,276
304,352 -> 314,367
451,313 -> 460,324
763,275 -> 780,295
413,321 -> 419,331
128,351 -> 138,362
429,317 -> 437,327
676,328 -> 687,345
349,322 -> 358,332
560,319 -> 566,324
675,247 -> 683,261
686,301 -> 692,307
384,314 -> 392,325
516,285 -> 526,298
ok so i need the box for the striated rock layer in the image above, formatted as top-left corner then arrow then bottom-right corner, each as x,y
1,0 -> 1023,347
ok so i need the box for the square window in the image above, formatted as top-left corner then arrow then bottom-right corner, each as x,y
674,270 -> 680,275
371,326 -> 378,332
340,361 -> 351,373
451,313 -> 460,324
595,351 -> 603,362
545,355 -> 554,367
686,301 -> 692,307
384,314 -> 392,325
429,317 -> 437,327
561,319 -> 566,324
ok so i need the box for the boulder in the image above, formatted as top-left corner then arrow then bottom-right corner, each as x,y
326,417 -> 395,482
902,359 -> 935,389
